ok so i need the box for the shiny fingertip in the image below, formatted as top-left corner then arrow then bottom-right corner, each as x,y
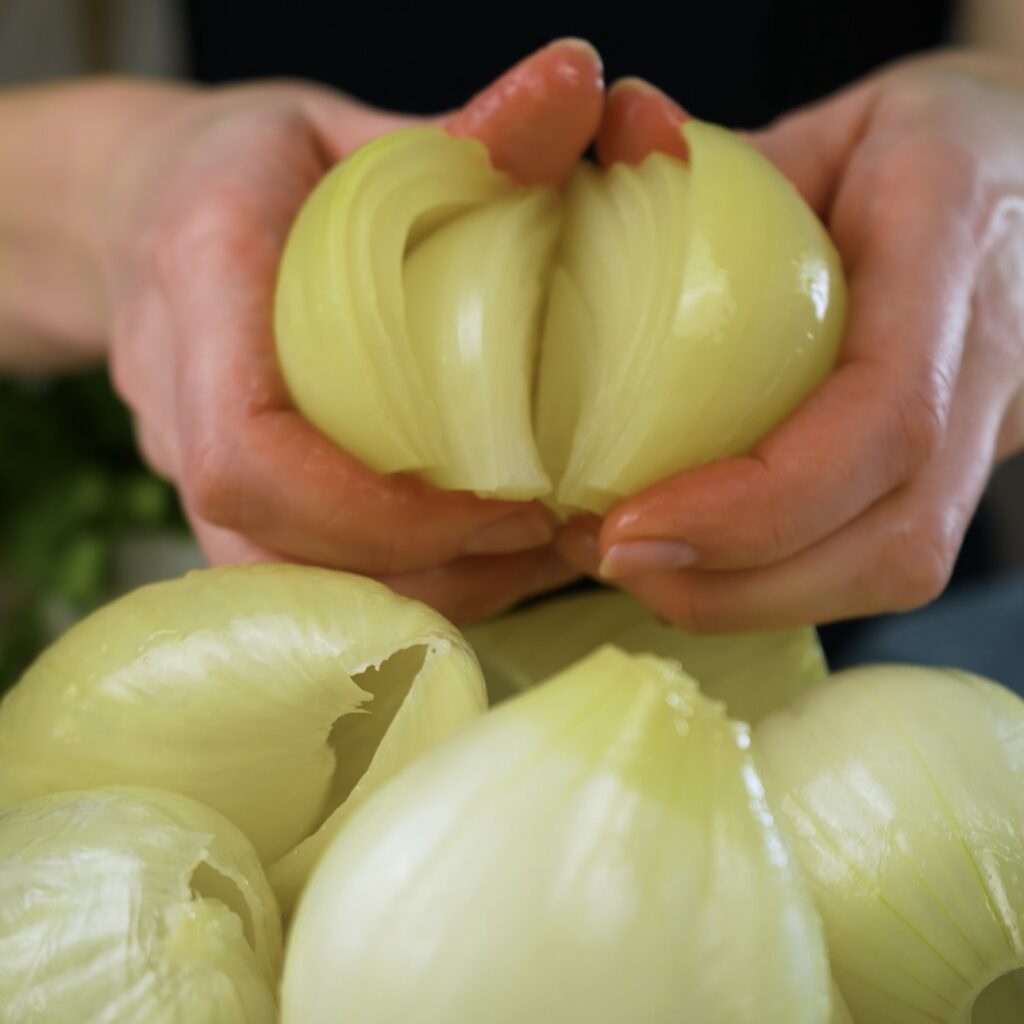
599,539 -> 699,579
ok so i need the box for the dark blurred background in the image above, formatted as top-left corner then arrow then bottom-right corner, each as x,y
1,0 -> 1023,690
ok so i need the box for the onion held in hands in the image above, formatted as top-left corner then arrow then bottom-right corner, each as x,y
274,121 -> 846,515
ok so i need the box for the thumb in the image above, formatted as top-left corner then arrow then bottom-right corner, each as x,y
748,79 -> 880,214
596,77 -> 690,167
447,38 -> 604,187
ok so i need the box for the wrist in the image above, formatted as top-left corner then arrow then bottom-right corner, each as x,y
0,77 -> 197,368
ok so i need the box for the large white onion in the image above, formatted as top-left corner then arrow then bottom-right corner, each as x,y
755,665 -> 1024,1023
283,645 -> 832,1024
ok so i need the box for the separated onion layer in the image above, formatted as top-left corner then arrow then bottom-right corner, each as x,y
275,122 -> 846,514
0,564 -> 487,913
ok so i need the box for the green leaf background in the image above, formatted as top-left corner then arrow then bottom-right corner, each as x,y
0,370 -> 187,689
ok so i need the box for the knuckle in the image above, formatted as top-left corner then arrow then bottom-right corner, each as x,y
893,128 -> 978,190
850,113 -> 983,236
733,458 -> 797,565
896,386 -> 947,471
752,505 -> 803,566
149,207 -> 214,289
665,589 -> 725,635
726,509 -> 800,569
883,513 -> 958,610
184,440 -> 243,528
136,426 -> 174,481
362,531 -> 407,575
335,511 -> 426,575
698,457 -> 801,567
875,79 -> 979,170
148,191 -> 247,293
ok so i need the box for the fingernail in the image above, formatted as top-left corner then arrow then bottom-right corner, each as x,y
555,37 -> 603,70
599,539 -> 699,579
463,513 -> 555,556
552,528 -> 597,576
607,75 -> 658,96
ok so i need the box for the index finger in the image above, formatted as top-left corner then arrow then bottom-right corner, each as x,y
449,38 -> 603,186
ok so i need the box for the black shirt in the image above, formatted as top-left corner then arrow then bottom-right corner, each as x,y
185,2 -> 956,126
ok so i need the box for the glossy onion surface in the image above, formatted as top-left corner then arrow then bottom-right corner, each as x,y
466,587 -> 827,723
756,665 -> 1024,1023
0,787 -> 282,1024
275,122 -> 846,514
0,564 -> 486,912
283,646 -> 831,1024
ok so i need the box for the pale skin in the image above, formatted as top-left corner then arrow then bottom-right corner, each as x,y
1,25 -> 1023,630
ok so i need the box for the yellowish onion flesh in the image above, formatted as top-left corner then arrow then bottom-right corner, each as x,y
754,664 -> 1024,1024
0,565 -> 487,910
282,645 -> 832,1024
0,786 -> 282,1024
465,587 -> 828,723
274,121 -> 846,515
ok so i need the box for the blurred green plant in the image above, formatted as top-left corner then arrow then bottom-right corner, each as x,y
0,370 -> 187,689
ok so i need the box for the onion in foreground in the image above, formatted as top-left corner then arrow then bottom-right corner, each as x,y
0,787 -> 281,1023
466,587 -> 827,722
283,645 -> 832,1024
755,665 -> 1024,1023
0,564 -> 487,913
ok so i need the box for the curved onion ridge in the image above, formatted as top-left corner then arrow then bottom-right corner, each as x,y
275,122 -> 846,514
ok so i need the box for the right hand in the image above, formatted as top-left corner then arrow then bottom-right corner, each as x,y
104,40 -> 603,622
558,56 -> 1024,632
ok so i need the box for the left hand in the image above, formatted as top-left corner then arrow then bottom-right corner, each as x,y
102,41 -> 603,624
558,51 -> 1024,631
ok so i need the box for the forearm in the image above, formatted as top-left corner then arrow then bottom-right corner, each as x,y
0,78 -> 189,370
959,0 -> 1024,57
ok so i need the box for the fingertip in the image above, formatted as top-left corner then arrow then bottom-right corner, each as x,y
189,514 -> 284,567
391,477 -> 559,556
461,507 -> 556,556
554,515 -> 602,575
550,37 -> 604,76
375,547 -> 579,625
447,37 -> 604,187
598,539 -> 699,580
596,77 -> 690,168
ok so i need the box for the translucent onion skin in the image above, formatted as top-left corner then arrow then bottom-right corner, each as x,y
754,665 -> 1024,1023
0,565 -> 486,907
0,787 -> 282,1024
283,646 -> 832,1024
465,587 -> 828,723
275,122 -> 846,514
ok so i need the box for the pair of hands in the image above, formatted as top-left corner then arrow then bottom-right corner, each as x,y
107,41 -> 1024,629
